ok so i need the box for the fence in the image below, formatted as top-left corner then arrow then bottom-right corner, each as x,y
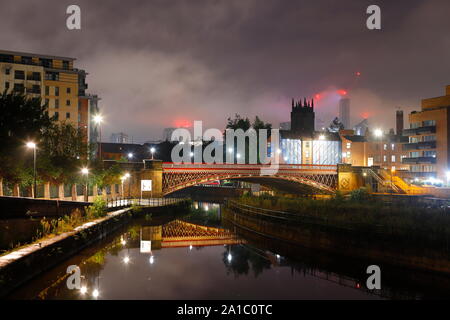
105,197 -> 189,209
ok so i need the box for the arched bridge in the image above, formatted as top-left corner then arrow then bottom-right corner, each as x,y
161,163 -> 338,195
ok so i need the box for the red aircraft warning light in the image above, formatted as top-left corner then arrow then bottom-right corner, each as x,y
355,71 -> 361,76
338,89 -> 347,96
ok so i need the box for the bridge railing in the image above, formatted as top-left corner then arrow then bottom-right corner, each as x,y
106,197 -> 189,209
162,163 -> 337,171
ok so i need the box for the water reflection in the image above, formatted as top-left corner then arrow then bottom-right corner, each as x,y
6,202 -> 450,300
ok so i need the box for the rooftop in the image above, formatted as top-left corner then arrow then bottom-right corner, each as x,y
0,49 -> 76,61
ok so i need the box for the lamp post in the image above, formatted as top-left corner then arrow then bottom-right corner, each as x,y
81,167 -> 89,202
374,129 -> 383,167
150,147 -> 155,160
26,142 -> 37,198
93,115 -> 103,162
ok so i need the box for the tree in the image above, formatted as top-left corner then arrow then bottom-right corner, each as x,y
226,114 -> 251,131
0,91 -> 53,154
0,91 -> 54,182
39,122 -> 91,183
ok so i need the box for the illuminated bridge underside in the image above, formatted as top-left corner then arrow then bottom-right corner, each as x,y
161,220 -> 242,248
162,164 -> 338,195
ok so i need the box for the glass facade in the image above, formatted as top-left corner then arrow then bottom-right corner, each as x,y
281,138 -> 341,165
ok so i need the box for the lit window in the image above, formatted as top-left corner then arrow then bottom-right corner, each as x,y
346,142 -> 351,149
391,144 -> 395,150
383,144 -> 387,150
391,155 -> 396,162
383,155 -> 387,162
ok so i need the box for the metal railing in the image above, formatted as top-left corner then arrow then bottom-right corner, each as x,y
105,197 -> 188,209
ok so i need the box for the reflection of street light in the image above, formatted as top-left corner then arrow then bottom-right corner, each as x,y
227,253 -> 232,262
92,289 -> 99,299
26,142 -> 37,198
123,256 -> 130,264
80,286 -> 88,295
149,255 -> 154,264
150,147 -> 155,160
81,167 -> 89,202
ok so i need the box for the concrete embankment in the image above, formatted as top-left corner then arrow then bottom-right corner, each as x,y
0,200 -> 190,297
223,204 -> 450,275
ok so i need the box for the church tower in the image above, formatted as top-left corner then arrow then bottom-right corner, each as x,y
290,97 -> 315,136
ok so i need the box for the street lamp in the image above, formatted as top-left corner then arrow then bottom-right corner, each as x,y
81,167 -> 89,202
122,172 -> 131,198
26,142 -> 37,198
93,114 -> 103,162
150,147 -> 155,160
127,152 -> 133,160
374,129 -> 383,166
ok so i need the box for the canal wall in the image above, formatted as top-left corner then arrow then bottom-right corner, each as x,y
223,203 -> 450,275
0,200 -> 191,298
0,196 -> 91,219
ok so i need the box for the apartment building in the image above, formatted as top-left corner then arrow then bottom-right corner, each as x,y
402,85 -> 450,180
0,49 -> 99,143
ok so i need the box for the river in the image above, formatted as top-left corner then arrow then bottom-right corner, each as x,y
5,202 -> 450,299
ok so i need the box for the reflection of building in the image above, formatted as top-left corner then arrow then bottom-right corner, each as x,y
0,49 -> 99,143
403,85 -> 450,180
279,98 -> 341,165
339,98 -> 350,129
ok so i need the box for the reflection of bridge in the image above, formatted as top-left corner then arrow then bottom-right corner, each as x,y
161,163 -> 338,195
141,220 -> 242,249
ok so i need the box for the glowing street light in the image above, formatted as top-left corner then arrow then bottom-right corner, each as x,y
128,152 -> 133,160
374,129 -> 383,137
92,289 -> 99,299
150,147 -> 156,160
319,135 -> 325,140
26,142 -> 37,198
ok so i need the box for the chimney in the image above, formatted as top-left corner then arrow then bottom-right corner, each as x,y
396,110 -> 404,135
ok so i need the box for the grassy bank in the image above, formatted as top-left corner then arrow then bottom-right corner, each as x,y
235,190 -> 450,247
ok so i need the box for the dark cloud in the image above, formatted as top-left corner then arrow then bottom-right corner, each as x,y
1,0 -> 449,141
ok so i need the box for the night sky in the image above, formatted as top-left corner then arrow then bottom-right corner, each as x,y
2,0 -> 450,141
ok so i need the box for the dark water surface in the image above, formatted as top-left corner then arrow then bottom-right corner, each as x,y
6,202 -> 450,300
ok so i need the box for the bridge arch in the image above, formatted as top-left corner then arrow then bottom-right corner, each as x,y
161,163 -> 338,195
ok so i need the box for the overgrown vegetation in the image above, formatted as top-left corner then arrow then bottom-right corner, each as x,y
236,191 -> 450,247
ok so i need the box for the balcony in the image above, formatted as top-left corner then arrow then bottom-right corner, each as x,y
403,141 -> 436,150
403,125 -> 436,136
402,156 -> 436,164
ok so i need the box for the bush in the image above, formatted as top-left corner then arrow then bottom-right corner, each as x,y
85,197 -> 107,219
349,187 -> 371,202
